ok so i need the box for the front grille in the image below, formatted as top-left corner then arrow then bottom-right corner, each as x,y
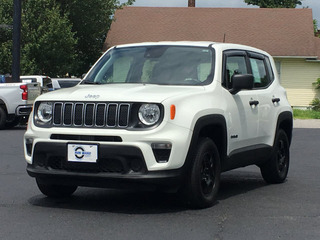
53,102 -> 130,128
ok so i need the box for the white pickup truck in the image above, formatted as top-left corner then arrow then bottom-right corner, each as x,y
0,81 -> 41,129
20,75 -> 52,92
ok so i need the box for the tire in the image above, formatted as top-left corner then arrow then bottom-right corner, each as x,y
0,107 -> 7,130
183,138 -> 221,209
260,129 -> 290,184
36,178 -> 78,198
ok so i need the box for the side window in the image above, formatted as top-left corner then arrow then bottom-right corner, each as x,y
225,55 -> 248,89
275,61 -> 281,81
249,58 -> 268,87
265,58 -> 275,82
248,53 -> 273,88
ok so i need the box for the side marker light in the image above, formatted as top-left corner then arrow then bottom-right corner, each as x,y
170,105 -> 176,120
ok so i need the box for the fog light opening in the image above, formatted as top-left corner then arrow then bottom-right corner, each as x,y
151,143 -> 172,163
25,138 -> 34,156
151,143 -> 172,150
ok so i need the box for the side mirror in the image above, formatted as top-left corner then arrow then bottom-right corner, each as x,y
229,74 -> 254,95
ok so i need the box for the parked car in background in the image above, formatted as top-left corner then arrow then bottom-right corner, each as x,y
0,75 -> 5,83
0,81 -> 41,129
20,75 -> 52,93
49,78 -> 81,91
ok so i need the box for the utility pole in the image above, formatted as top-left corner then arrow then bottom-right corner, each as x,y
12,0 -> 21,82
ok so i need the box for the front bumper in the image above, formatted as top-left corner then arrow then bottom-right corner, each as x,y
24,120 -> 192,171
24,121 -> 192,190
27,142 -> 183,190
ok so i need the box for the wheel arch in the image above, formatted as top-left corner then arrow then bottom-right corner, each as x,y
184,114 -> 228,171
0,99 -> 8,113
275,111 -> 293,146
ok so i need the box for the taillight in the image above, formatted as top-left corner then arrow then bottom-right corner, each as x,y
20,84 -> 28,100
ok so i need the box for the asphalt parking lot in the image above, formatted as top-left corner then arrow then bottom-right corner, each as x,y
0,120 -> 319,240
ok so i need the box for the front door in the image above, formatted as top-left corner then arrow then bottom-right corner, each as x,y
222,50 -> 259,154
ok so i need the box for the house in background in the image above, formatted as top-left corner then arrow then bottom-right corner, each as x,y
104,6 -> 320,107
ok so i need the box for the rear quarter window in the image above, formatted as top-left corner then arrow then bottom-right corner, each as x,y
248,53 -> 274,88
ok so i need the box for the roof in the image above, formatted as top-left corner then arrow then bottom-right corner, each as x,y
110,41 -> 272,56
104,7 -> 320,58
113,41 -> 215,48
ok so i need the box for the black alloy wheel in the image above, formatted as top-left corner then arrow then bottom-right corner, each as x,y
260,129 -> 290,184
183,138 -> 221,209
200,152 -> 216,196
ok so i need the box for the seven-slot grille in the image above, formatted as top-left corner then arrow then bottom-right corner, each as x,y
53,102 -> 130,128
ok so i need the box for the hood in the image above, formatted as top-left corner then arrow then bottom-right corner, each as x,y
36,84 -> 205,103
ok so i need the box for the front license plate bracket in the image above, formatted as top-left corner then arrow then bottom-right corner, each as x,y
67,144 -> 98,163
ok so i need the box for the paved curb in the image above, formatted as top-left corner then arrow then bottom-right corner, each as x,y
293,119 -> 320,128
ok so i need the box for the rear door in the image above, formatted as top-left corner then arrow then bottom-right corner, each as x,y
247,51 -> 278,146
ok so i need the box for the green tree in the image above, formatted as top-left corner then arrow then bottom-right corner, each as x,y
21,0 -> 78,76
0,0 -> 14,74
0,0 -> 134,77
311,78 -> 320,111
0,0 -> 78,77
244,0 -> 303,8
57,0 -> 135,75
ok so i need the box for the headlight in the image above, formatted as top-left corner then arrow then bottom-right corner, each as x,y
138,104 -> 161,126
36,102 -> 53,123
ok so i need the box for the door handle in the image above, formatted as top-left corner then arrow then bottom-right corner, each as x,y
249,100 -> 259,106
272,98 -> 280,103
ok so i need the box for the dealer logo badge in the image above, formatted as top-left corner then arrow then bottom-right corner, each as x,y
75,147 -> 86,159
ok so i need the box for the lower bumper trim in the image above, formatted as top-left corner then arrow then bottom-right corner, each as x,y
27,164 -> 183,191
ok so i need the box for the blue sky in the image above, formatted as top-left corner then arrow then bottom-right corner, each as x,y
120,0 -> 320,26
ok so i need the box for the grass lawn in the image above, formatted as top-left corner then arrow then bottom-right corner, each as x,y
293,109 -> 320,119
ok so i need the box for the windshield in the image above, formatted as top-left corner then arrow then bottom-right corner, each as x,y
83,45 -> 214,86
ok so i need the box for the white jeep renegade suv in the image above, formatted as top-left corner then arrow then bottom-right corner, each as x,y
24,42 -> 293,208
